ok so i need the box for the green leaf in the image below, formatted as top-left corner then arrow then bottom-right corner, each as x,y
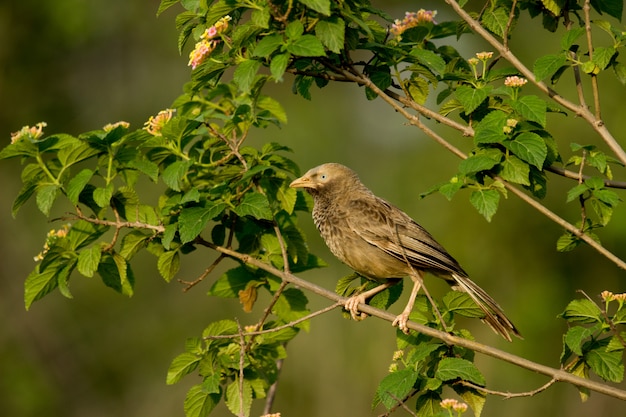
178,203 -> 227,244
315,17 -> 345,54
590,0 -> 623,21
564,326 -> 594,356
458,151 -> 501,175
127,159 -> 159,182
561,27 -> 586,50
162,160 -> 191,191
98,253 -> 134,297
25,263 -> 60,310
257,95 -> 288,124
226,378 -> 253,417
410,48 -> 446,74
274,288 -> 310,329
474,110 -> 507,144
507,132 -> 548,168
556,232 -> 582,252
167,352 -> 201,385
233,193 -> 273,220
436,357 -> 486,385
567,184 -> 589,203
511,95 -> 547,127
299,0 -> 331,15
470,189 -> 500,222
481,7 -> 509,38
67,169 -> 94,205
270,53 -> 290,81
288,35 -> 326,57
158,250 -> 180,282
119,230 -> 150,259
500,155 -> 530,185
254,34 -> 284,58
592,46 -> 617,70
560,299 -> 603,324
12,182 -> 38,217
77,245 -> 102,277
455,85 -> 489,114
36,184 -> 60,216
443,291 -> 484,318
184,384 -> 221,417
534,53 -> 568,81
586,348 -> 624,382
93,183 -> 114,208
208,266 -> 255,298
234,59 -> 262,93
373,368 -> 419,409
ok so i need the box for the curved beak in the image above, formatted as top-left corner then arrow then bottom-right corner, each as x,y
289,175 -> 312,189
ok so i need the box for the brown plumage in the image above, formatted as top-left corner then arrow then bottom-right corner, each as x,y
290,163 -> 520,341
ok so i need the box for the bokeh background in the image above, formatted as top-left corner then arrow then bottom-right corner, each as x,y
1,1 -> 626,416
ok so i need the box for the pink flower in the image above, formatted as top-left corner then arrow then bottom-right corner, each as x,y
390,9 -> 437,38
143,109 -> 175,136
10,122 -> 47,144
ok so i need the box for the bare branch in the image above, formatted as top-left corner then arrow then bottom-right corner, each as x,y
458,377 -> 557,398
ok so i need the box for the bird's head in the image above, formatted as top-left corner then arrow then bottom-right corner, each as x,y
289,163 -> 361,197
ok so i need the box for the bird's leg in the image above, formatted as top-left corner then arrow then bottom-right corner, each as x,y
344,280 -> 399,321
392,271 -> 423,333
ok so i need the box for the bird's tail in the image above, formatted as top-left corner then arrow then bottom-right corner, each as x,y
450,273 -> 522,342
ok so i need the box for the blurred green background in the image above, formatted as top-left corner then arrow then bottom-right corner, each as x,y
1,1 -> 626,416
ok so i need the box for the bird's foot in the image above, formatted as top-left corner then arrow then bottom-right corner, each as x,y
344,295 -> 368,321
392,312 -> 410,334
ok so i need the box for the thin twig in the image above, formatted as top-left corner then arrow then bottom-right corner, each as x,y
577,150 -> 588,232
503,0 -> 518,50
178,253 -> 226,291
236,320 -> 246,417
458,377 -> 557,398
583,0 -> 602,120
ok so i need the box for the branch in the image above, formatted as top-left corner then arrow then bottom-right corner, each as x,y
444,0 -> 626,166
200,241 -> 626,402
458,377 -> 557,399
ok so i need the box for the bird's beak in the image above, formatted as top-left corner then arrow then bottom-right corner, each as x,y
289,175 -> 312,189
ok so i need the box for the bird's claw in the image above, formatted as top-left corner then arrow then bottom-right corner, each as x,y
392,312 -> 410,334
344,295 -> 368,321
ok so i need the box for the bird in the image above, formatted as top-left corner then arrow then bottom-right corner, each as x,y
289,162 -> 521,341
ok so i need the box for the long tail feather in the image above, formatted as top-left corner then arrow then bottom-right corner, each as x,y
451,273 -> 522,342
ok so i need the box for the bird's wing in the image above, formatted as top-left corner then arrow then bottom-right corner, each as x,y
346,196 -> 467,277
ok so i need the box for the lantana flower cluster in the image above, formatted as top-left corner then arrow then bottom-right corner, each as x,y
103,121 -> 130,132
390,9 -> 437,38
10,122 -> 47,144
504,75 -> 528,87
143,109 -> 175,136
34,224 -> 71,262
188,15 -> 232,70
440,398 -> 468,415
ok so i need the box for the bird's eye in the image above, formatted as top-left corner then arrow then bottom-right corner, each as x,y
320,174 -> 327,180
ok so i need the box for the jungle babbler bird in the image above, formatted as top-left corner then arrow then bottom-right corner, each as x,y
289,163 -> 521,341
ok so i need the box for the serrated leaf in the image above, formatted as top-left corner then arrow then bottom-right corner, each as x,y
299,0 -> 330,15
179,203 -> 227,244
234,59 -> 262,93
67,169 -> 94,205
373,368 -> 419,409
288,34 -> 326,57
257,95 -> 288,123
436,357 -> 485,385
98,253 -> 134,297
233,193 -> 273,220
511,95 -> 547,127
127,159 -> 159,182
184,384 -> 221,417
500,155 -> 531,185
508,132 -> 548,168
12,182 -> 38,217
315,17 -> 345,54
474,110 -> 508,144
93,183 -> 114,208
226,378 -> 253,417
119,230 -> 149,259
560,299 -> 603,324
77,245 -> 102,277
25,263 -> 60,310
567,183 -> 589,203
534,53 -> 568,81
556,232 -> 582,252
410,48 -> 446,74
470,189 -> 500,222
208,266 -> 254,298
565,326 -> 594,356
481,7 -> 509,37
270,53 -> 290,82
455,385 -> 486,417
443,291 -> 484,318
253,34 -> 284,58
586,348 -> 624,382
158,250 -> 180,282
167,352 -> 201,385
561,27 -> 586,50
455,85 -> 489,114
274,288 -> 309,329
36,184 -> 60,216
458,152 -> 501,175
